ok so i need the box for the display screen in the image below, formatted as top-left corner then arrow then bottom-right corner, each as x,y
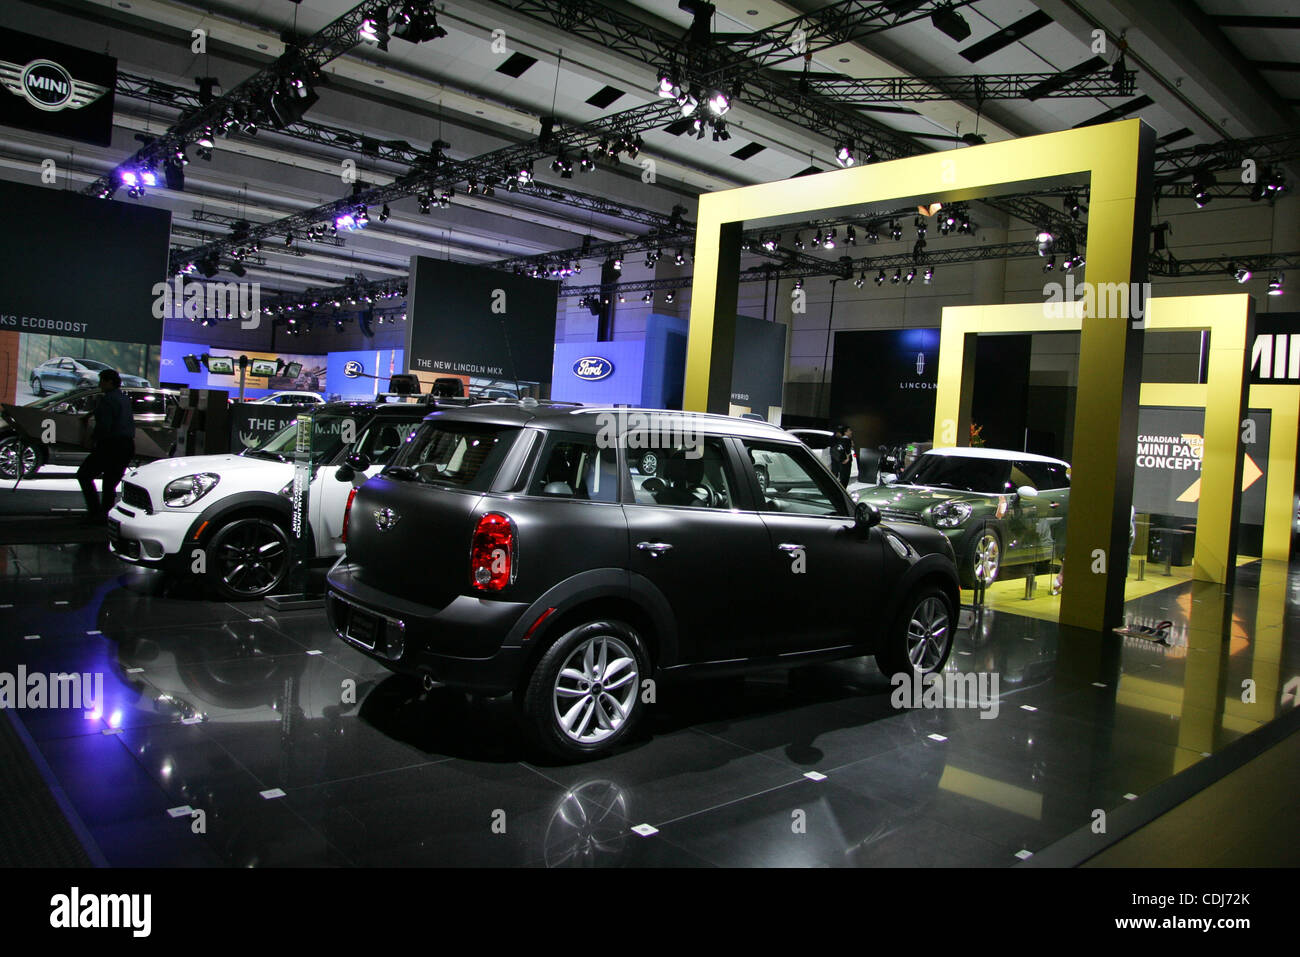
206,355 -> 234,375
283,361 -> 302,378
250,358 -> 278,377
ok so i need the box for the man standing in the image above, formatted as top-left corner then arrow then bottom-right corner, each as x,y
832,425 -> 853,486
77,369 -> 135,523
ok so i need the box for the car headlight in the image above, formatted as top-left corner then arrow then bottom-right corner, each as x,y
163,473 -> 220,508
850,489 -> 860,502
929,500 -> 973,528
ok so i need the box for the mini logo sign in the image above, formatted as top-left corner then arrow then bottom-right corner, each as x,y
373,507 -> 400,531
343,360 -> 364,378
0,58 -> 108,112
573,356 -> 614,381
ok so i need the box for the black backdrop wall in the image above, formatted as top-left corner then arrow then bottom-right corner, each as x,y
829,328 -> 939,449
405,257 -> 558,397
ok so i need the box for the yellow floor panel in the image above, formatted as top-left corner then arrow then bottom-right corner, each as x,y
968,556 -> 1262,622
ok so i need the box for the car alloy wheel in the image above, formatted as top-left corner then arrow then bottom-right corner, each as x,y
0,437 -> 40,479
207,518 -> 292,600
30,375 -> 43,396
638,451 -> 658,476
906,596 -> 951,671
552,633 -> 640,745
973,530 -> 1000,584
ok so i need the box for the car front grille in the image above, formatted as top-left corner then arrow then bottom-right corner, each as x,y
879,507 -> 921,524
120,482 -> 152,514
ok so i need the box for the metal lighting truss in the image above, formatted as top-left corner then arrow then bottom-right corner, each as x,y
114,71 -> 681,232
85,0 -> 403,198
797,69 -> 1135,104
481,0 -> 1085,252
1149,250 -> 1300,278
167,98 -> 682,275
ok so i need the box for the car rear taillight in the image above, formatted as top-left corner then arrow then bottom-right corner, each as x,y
341,487 -> 358,544
470,512 -> 514,592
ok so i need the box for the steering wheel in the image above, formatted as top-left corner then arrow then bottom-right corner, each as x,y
688,484 -> 718,508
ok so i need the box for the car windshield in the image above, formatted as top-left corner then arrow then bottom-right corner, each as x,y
386,421 -> 518,490
77,359 -> 112,371
897,453 -> 1010,493
243,413 -> 359,464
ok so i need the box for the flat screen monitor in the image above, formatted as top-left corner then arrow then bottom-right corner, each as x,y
249,358 -> 278,377
206,355 -> 234,375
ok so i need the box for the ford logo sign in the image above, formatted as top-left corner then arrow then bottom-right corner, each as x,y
573,356 -> 613,381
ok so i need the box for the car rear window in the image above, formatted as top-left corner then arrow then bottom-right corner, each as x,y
385,420 -> 519,491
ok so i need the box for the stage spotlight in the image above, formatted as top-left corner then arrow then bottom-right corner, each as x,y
924,266 -> 934,284
379,204 -> 390,222
891,269 -> 901,284
1043,256 -> 1055,272
675,249 -> 686,265
418,194 -> 432,214
824,229 -> 836,250
706,89 -> 730,116
1233,264 -> 1252,284
845,225 -> 856,245
643,293 -> 653,303
1036,228 -> 1055,256
931,2 -> 971,41
793,278 -> 803,290
1191,172 -> 1212,208
836,142 -> 855,167
904,266 -> 916,284
657,69 -> 679,99
875,270 -> 886,286
889,220 -> 902,241
393,2 -> 447,42
1268,273 -> 1284,296
793,233 -> 805,250
854,272 -> 865,288
665,291 -> 675,303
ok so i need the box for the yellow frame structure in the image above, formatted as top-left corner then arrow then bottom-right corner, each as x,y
934,295 -> 1256,592
686,119 -> 1157,630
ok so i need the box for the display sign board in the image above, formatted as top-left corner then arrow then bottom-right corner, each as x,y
228,404 -> 301,451
829,328 -> 939,446
730,315 -> 787,418
0,28 -> 116,147
405,257 -> 558,398
1134,405 -> 1269,524
1247,312 -> 1300,383
0,180 -> 170,405
291,412 -> 312,558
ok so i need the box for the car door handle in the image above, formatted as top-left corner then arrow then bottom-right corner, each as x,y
637,541 -> 673,557
778,543 -> 804,553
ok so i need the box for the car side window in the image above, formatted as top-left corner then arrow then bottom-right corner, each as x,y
361,420 -> 420,465
740,440 -> 847,516
1016,460 -> 1069,491
528,432 -> 618,502
798,432 -> 831,451
623,435 -> 736,510
130,392 -> 165,415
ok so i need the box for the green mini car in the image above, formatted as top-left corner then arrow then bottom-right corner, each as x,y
853,447 -> 1070,588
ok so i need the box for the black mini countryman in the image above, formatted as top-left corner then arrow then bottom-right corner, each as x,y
326,403 -> 961,759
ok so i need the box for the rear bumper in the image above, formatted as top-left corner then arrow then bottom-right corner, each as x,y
325,562 -> 531,695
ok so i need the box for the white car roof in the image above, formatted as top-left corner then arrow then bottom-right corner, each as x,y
924,446 -> 1070,467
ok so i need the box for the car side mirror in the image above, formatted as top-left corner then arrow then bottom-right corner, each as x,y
1016,485 -> 1039,499
855,501 -> 882,530
335,464 -> 354,482
345,451 -> 371,473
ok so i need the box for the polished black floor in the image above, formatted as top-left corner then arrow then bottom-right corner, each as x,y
2,526 -> 1298,867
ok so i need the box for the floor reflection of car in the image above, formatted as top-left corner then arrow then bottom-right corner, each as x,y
327,403 -> 961,759
106,399 -> 430,600
0,386 -> 179,479
30,357 -> 150,394
853,447 -> 1070,588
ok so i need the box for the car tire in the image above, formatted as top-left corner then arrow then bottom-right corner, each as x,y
637,451 -> 658,477
30,375 -> 44,396
520,619 -> 649,761
959,526 -> 1002,589
875,584 -> 955,679
0,436 -> 44,479
205,517 -> 293,601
